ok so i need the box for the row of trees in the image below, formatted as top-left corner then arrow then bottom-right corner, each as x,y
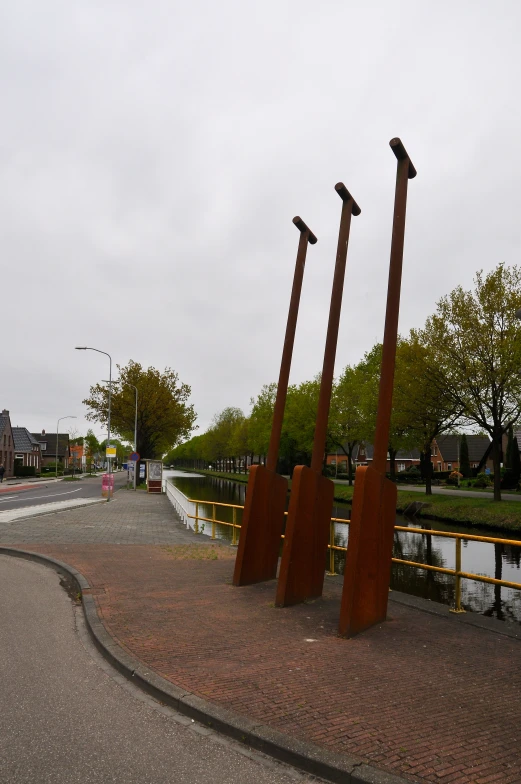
168,263 -> 521,502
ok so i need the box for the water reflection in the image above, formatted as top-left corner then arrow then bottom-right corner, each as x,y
167,471 -> 521,625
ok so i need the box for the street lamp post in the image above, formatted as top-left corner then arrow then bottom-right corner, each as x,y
75,346 -> 113,501
128,384 -> 138,491
56,416 -> 76,480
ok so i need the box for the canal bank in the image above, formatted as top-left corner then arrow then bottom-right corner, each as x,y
167,470 -> 521,626
177,467 -> 521,533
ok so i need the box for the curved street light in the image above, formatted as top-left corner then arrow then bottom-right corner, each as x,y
76,346 -> 113,501
56,415 -> 76,480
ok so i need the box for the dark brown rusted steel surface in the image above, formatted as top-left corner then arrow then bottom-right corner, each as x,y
275,465 -> 334,606
276,185 -> 360,606
267,218 -> 315,473
233,218 -> 316,587
339,138 -> 416,637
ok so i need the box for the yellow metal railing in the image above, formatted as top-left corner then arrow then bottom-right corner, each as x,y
184,497 -> 521,613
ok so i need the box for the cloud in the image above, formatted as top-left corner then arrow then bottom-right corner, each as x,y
2,0 -> 521,437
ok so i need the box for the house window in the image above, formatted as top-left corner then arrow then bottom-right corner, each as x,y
431,445 -> 437,456
397,463 -> 406,472
331,459 -> 336,465
15,454 -> 24,461
437,462 -> 442,471
447,463 -> 452,471
40,442 -> 47,451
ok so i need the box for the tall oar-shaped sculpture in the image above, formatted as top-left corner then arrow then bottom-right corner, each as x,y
276,185 -> 360,607
233,217 -> 317,586
339,138 -> 417,637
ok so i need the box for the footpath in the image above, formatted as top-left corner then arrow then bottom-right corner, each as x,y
1,490 -> 520,784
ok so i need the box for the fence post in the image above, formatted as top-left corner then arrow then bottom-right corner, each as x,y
450,537 -> 466,614
195,502 -> 199,534
212,504 -> 216,539
231,507 -> 238,546
327,520 -> 337,575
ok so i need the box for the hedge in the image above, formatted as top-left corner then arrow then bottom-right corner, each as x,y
14,465 -> 37,477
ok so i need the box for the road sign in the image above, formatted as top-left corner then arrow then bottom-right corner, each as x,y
130,452 -> 140,461
106,446 -> 117,458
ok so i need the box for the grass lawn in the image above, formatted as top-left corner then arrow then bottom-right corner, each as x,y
333,483 -> 521,532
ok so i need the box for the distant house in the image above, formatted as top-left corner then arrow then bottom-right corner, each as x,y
12,428 -> 42,472
31,429 -> 70,469
433,434 -> 492,472
327,433 -> 492,475
0,409 -> 14,478
326,443 -> 421,474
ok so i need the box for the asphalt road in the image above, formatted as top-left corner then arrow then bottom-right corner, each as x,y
0,555 -> 312,784
0,473 -> 129,512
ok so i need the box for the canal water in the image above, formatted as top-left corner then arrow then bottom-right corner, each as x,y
166,470 -> 521,625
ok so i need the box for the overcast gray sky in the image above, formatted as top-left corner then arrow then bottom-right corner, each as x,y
2,0 -> 520,442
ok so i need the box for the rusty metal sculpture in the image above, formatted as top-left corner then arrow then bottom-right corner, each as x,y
338,138 -> 417,637
275,185 -> 360,607
233,217 -> 317,586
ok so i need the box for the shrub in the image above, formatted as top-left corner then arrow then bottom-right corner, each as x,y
42,463 -> 63,474
501,468 -> 519,490
446,471 -> 463,486
474,473 -> 490,488
14,465 -> 36,477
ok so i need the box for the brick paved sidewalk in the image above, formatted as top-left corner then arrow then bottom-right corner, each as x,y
3,491 -> 521,783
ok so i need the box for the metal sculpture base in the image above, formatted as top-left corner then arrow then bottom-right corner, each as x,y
233,465 -> 287,586
338,466 -> 397,637
275,466 -> 334,606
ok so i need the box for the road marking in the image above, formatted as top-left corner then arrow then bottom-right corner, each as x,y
0,496 -> 17,502
0,488 -> 83,505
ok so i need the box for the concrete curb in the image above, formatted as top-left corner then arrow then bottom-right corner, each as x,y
0,546 -> 412,784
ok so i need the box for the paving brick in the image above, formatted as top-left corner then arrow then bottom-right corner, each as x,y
3,490 -> 521,784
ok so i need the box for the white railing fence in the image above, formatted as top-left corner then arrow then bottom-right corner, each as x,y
163,478 -> 194,528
